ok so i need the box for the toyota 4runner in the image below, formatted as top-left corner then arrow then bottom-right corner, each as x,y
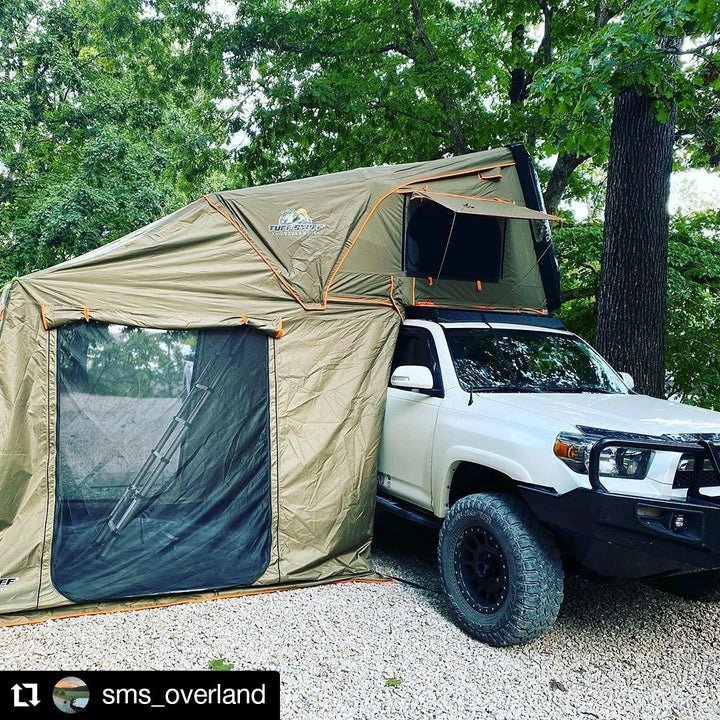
377,307 -> 720,646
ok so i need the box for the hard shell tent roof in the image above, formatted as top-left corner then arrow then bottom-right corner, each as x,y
0,144 -> 561,616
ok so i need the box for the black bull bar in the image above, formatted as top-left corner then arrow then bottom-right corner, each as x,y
588,437 -> 720,503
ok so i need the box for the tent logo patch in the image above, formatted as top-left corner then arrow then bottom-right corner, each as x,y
269,208 -> 326,236
0,574 -> 18,591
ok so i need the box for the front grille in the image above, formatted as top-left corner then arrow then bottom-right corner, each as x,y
673,454 -> 720,490
673,469 -> 719,489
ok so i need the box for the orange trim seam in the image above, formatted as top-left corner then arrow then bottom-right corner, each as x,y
322,189 -> 399,303
39,305 -> 49,331
82,307 -> 91,322
406,189 -> 563,221
405,189 -> 516,205
275,317 -> 285,339
325,295 -> 395,308
401,160 -> 515,186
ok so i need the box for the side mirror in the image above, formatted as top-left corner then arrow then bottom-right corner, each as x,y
619,372 -> 635,390
390,365 -> 434,391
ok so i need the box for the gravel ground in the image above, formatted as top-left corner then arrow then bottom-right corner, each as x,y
2,510 -> 719,719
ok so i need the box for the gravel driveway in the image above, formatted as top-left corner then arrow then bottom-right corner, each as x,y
2,510 -> 719,719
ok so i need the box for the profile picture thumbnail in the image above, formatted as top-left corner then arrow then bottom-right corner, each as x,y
52,676 -> 89,714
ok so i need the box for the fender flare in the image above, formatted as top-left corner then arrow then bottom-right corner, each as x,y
435,446 -> 534,516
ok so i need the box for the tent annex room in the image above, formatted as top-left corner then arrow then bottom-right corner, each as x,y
0,144 -> 560,617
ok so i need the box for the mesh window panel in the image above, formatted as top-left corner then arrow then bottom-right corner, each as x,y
405,201 -> 505,282
52,323 -> 271,602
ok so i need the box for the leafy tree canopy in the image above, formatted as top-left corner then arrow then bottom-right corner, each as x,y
225,0 -> 607,190
224,0 -> 719,205
1,0 -> 719,406
0,0 -> 231,281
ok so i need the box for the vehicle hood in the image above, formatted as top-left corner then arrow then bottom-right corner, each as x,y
485,392 -> 720,437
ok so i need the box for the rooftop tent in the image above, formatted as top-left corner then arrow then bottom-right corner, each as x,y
0,144 -> 561,616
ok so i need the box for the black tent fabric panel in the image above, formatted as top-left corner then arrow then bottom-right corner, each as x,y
508,142 -> 562,311
405,200 -> 505,282
51,323 -> 272,602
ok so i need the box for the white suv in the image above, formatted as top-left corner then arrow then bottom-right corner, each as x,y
377,308 -> 720,646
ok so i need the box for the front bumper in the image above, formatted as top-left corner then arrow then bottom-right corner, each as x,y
519,437 -> 720,579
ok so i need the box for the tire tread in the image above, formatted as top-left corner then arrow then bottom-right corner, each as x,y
438,492 -> 564,646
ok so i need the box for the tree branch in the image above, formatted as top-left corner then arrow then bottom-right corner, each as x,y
509,24 -> 529,104
409,0 -> 438,61
535,0 -> 553,66
510,0 -> 553,106
309,15 -> 384,40
665,37 -> 720,55
543,152 -> 590,213
409,0 -> 469,154
594,0 -> 633,28
254,38 -> 409,59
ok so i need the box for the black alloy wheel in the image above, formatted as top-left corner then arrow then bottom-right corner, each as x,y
455,526 -> 509,613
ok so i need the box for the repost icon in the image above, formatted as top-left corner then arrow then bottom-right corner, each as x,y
12,682 -> 40,708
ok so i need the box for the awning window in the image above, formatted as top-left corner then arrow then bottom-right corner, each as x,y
406,190 -> 561,221
402,190 -> 559,284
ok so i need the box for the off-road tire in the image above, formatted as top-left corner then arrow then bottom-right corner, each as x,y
438,492 -> 563,646
657,570 -> 720,602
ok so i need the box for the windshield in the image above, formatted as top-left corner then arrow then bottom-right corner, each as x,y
445,327 -> 628,394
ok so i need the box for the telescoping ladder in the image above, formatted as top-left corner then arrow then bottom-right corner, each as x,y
94,334 -> 242,555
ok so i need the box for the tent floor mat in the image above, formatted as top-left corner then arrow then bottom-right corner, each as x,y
0,574 -> 393,627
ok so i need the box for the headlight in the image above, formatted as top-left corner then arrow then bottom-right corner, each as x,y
553,433 -> 653,479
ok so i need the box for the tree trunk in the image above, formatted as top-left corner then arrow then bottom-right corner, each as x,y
595,87 -> 676,398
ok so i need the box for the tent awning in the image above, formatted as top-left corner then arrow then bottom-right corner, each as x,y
404,190 -> 561,222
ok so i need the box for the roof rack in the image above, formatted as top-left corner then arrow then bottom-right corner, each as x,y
405,306 -> 566,330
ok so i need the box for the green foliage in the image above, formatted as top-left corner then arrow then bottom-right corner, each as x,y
555,211 -> 720,408
225,0 -> 501,182
223,0 -> 634,186
385,676 -> 402,688
553,222 -> 604,343
0,0 -> 231,283
533,0 -> 720,167
666,212 -> 720,406
209,658 -> 235,671
222,0 -> 719,207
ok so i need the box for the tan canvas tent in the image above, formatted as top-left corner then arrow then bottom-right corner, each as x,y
0,144 -> 560,615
